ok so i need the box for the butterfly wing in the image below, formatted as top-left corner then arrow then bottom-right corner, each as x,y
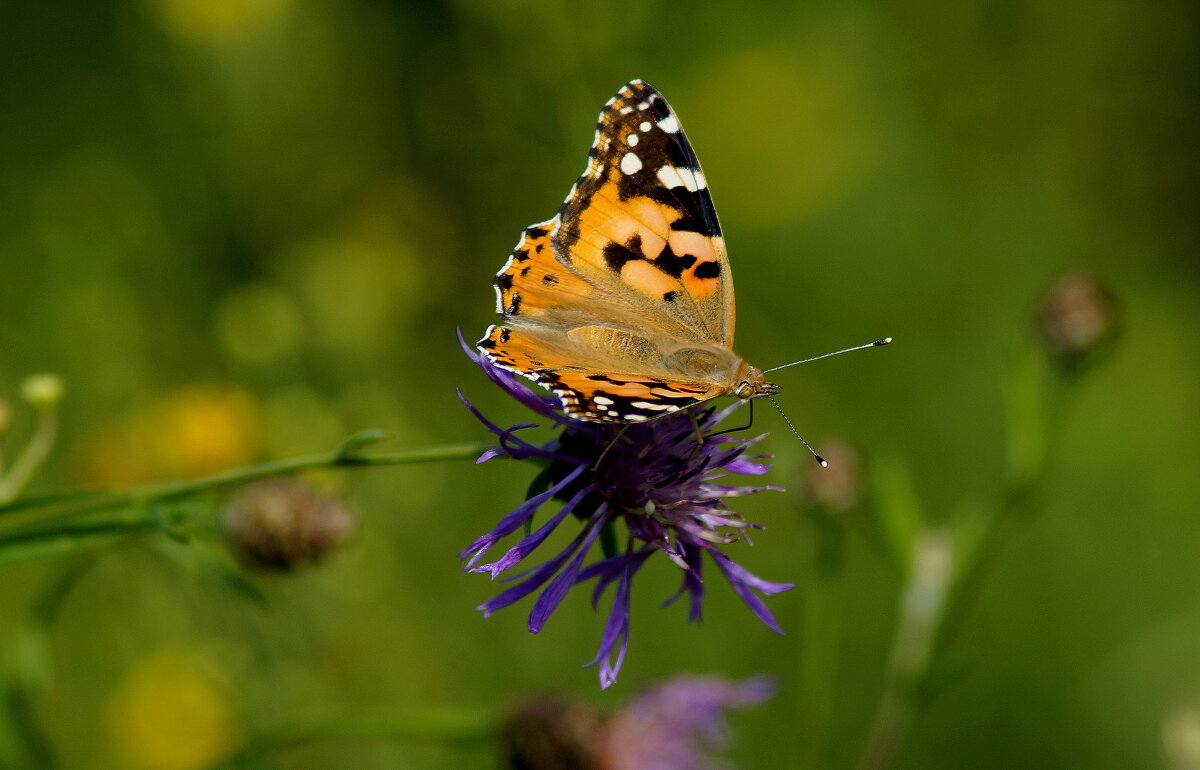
553,80 -> 736,348
479,324 -> 725,423
479,80 -> 741,422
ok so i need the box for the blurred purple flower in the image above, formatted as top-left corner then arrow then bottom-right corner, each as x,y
458,332 -> 792,688
598,675 -> 775,770
502,674 -> 774,770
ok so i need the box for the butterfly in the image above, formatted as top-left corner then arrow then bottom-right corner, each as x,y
477,79 -> 780,423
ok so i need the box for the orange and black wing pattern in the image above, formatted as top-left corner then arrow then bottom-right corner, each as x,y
479,80 -> 741,423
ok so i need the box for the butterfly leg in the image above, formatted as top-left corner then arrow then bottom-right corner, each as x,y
686,408 -> 706,458
706,398 -> 755,439
594,423 -> 634,471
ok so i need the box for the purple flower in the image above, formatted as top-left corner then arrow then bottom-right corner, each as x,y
598,675 -> 775,769
458,332 -> 792,688
501,674 -> 775,769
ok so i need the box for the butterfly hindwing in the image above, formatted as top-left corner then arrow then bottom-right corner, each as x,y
478,324 -> 721,422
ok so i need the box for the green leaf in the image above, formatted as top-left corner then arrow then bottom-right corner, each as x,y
599,519 -> 618,560
334,429 -> 391,460
0,520 -> 157,567
1003,349 -> 1049,488
152,539 -> 269,607
870,456 -> 924,575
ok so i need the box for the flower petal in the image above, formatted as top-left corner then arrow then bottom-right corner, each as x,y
585,550 -> 646,689
474,484 -> 596,577
708,548 -> 794,634
459,464 -> 587,568
528,505 -> 608,633
458,328 -> 563,421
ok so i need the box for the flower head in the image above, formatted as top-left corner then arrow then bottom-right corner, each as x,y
223,479 -> 355,570
598,674 -> 775,770
501,674 -> 774,770
1036,272 -> 1119,370
458,333 -> 792,688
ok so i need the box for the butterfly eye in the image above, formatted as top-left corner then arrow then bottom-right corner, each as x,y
734,382 -> 754,399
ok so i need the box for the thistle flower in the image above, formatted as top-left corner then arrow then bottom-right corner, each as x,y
502,675 -> 774,770
597,675 -> 774,770
458,333 -> 792,688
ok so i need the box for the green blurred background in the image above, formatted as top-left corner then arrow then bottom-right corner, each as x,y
1,0 -> 1198,768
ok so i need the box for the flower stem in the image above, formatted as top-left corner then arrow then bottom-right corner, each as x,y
227,707 -> 498,763
855,352 -> 1071,768
855,532 -> 953,770
0,408 -> 59,505
0,438 -> 495,521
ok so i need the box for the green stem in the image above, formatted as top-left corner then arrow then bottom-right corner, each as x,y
797,508 -> 847,769
855,355 -> 1074,768
0,439 -> 495,522
855,532 -> 954,770
225,707 -> 498,765
930,365 -> 1068,659
0,409 -> 59,505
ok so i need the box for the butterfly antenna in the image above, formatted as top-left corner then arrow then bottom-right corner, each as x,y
766,395 -> 827,467
762,337 -> 892,375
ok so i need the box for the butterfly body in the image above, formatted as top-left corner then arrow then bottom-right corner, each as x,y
479,80 -> 776,423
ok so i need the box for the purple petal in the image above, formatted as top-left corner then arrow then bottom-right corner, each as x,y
458,328 -> 564,421
708,548 -> 793,634
528,505 -> 607,633
459,464 -> 586,568
585,551 -> 640,689
584,547 -> 653,609
723,457 -> 771,475
475,508 -> 604,618
662,546 -> 705,623
475,448 -> 508,464
474,484 -> 596,577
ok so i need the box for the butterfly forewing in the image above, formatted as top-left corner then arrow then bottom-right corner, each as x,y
553,81 -> 735,347
479,80 -> 749,423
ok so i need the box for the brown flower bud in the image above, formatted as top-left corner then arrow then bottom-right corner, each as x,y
223,479 -> 354,570
501,696 -> 603,770
803,440 -> 864,512
1036,273 -> 1119,365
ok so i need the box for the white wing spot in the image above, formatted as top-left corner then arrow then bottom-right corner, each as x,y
626,133 -> 639,147
620,152 -> 643,175
637,101 -> 650,110
593,396 -> 614,405
656,115 -> 680,133
619,106 -> 633,115
630,400 -> 675,411
639,121 -> 652,132
656,165 -> 705,192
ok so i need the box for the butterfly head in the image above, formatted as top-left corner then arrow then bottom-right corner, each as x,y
733,366 -> 781,400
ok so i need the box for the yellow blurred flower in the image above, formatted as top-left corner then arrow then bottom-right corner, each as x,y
145,0 -> 290,42
78,385 -> 261,486
105,648 -> 242,770
152,386 -> 261,478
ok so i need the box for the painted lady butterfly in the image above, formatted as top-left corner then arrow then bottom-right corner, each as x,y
478,80 -> 780,423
